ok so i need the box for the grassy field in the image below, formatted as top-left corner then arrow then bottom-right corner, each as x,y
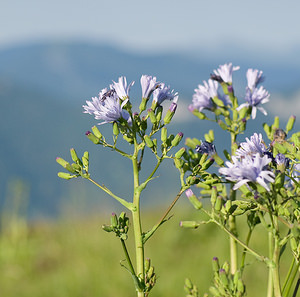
0,202 -> 294,297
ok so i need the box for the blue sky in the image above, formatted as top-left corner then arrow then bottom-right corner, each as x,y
1,0 -> 300,59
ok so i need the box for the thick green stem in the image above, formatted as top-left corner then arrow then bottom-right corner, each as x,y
132,146 -> 145,296
272,217 -> 282,297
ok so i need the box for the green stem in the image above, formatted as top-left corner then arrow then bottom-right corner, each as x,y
267,232 -> 274,297
284,260 -> 300,297
212,219 -> 268,264
132,143 -> 145,297
143,187 -> 186,243
272,217 -> 282,297
88,177 -> 134,210
121,238 -> 136,276
282,257 -> 295,294
240,227 -> 253,273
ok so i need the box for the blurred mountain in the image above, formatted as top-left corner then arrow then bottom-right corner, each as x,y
0,41 -> 299,218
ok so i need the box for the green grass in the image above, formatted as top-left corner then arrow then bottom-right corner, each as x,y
0,204 -> 295,297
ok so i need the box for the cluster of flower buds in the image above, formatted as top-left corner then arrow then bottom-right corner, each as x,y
56,148 -> 89,179
209,258 -> 245,297
184,278 -> 201,297
102,212 -> 129,240
144,258 -> 156,295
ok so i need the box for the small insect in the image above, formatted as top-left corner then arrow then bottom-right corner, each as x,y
101,89 -> 116,101
273,128 -> 287,144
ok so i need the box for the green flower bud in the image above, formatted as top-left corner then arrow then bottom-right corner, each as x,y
219,269 -> 229,287
102,224 -> 113,232
290,237 -> 298,251
57,172 -> 75,180
111,213 -> 118,228
156,105 -> 163,122
91,125 -> 103,139
185,138 -> 200,149
214,154 -> 224,166
185,189 -> 202,210
201,157 -> 214,170
237,280 -> 245,294
211,186 -> 217,206
222,261 -> 230,274
56,157 -> 75,173
180,221 -> 200,228
161,127 -> 167,143
147,108 -> 157,125
174,158 -> 184,169
212,257 -> 220,272
163,102 -> 177,124
214,196 -> 223,212
212,96 -> 225,107
175,147 -> 186,159
70,148 -> 80,163
191,109 -> 206,120
225,117 -> 232,126
144,135 -> 154,148
263,123 -> 272,139
85,131 -> 100,144
171,132 -> 183,147
145,258 -> 151,272
184,278 -> 193,290
139,97 -> 148,112
238,106 -> 248,119
113,122 -> 119,136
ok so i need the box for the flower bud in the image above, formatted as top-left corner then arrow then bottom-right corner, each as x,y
219,269 -> 229,287
214,196 -> 223,212
185,189 -> 202,210
56,157 -> 75,173
123,134 -> 134,144
174,158 -> 184,169
57,172 -> 75,179
111,213 -> 118,228
179,220 -> 200,228
286,115 -> 296,133
147,108 -> 157,125
91,125 -> 103,139
218,120 -> 228,130
212,257 -> 220,272
113,122 -> 119,136
139,97 -> 148,112
212,96 -> 225,107
161,127 -> 167,143
144,135 -> 154,148
171,132 -> 183,147
85,131 -> 100,144
156,105 -> 163,122
201,157 -> 214,170
273,116 -> 280,129
102,224 -> 113,232
70,148 -> 80,163
185,138 -> 200,149
211,186 -> 217,206
163,102 -> 177,124
175,147 -> 186,159
192,109 -> 206,120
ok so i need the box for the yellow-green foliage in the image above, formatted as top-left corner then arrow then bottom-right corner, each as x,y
0,205 -> 292,297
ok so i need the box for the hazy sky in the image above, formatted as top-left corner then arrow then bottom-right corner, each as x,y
1,0 -> 300,57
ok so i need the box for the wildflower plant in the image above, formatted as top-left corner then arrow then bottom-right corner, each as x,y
56,75 -> 190,297
180,63 -> 300,297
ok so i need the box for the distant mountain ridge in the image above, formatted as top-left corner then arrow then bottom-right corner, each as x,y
0,41 -> 299,218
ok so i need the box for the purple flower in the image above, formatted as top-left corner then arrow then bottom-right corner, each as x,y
237,86 -> 270,119
219,154 -> 275,191
196,141 -> 216,156
83,87 -> 130,125
213,63 -> 240,83
235,133 -> 266,158
291,163 -> 300,186
246,68 -> 264,91
152,83 -> 178,106
112,76 -> 134,99
140,75 -> 159,99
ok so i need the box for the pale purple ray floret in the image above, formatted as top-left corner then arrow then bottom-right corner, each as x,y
219,154 -> 275,191
235,133 -> 266,158
140,75 -> 159,99
246,68 -> 264,91
213,63 -> 240,83
83,87 -> 130,125
112,76 -> 134,99
152,83 -> 177,105
237,86 -> 270,119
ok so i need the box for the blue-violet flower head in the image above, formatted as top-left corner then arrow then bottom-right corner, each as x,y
112,76 -> 134,100
152,83 -> 178,105
213,63 -> 240,83
83,87 -> 130,125
235,133 -> 266,158
140,75 -> 159,99
246,68 -> 264,91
